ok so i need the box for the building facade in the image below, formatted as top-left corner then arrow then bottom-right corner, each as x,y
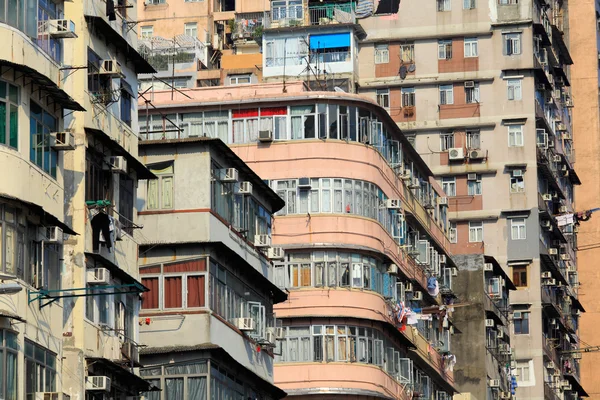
138,82 -> 458,399
569,1 -> 600,399
135,137 -> 287,399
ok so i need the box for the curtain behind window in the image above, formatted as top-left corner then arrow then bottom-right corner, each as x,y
188,377 -> 207,400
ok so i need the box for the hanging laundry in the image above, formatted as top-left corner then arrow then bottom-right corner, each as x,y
92,212 -> 112,251
406,313 -> 419,325
427,276 -> 440,296
106,0 -> 116,21
355,0 -> 374,18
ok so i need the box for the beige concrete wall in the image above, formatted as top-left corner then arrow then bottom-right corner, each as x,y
570,0 -> 600,397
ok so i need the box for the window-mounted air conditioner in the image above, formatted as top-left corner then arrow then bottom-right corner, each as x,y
85,376 -> 111,392
221,168 -> 239,182
387,264 -> 399,275
254,234 -> 271,248
268,247 -> 284,260
412,291 -> 423,301
41,19 -> 77,39
386,199 -> 402,209
50,131 -> 76,151
259,130 -> 273,142
108,156 -> 127,174
237,181 -> 253,195
87,268 -> 110,285
232,317 -> 255,331
99,59 -> 122,76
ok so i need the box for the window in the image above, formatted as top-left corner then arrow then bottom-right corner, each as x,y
437,0 -> 451,11
272,0 -> 304,21
147,162 -> 174,210
141,26 -> 154,38
442,177 -> 456,197
469,221 -> 483,242
514,360 -> 534,386
439,85 -> 454,105
0,330 -> 17,400
120,81 -> 133,127
465,82 -> 480,103
184,22 -> 198,38
229,74 -> 251,85
511,218 -> 526,240
467,174 -> 482,195
514,311 -> 530,334
30,101 -> 58,178
464,0 -> 476,9
512,265 -> 528,287
402,87 -> 415,107
141,360 -> 209,400
466,129 -> 480,149
375,44 -> 389,64
0,81 -> 19,150
503,33 -> 522,55
400,44 -> 415,63
449,222 -> 457,243
376,89 -> 390,109
440,132 -> 454,151
25,341 -> 56,399
87,48 -> 113,104
507,79 -> 522,100
508,125 -> 524,147
438,40 -> 452,59
499,0 -> 518,4
464,38 -> 478,57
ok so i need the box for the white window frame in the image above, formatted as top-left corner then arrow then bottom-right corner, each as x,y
440,132 -> 454,151
229,74 -> 252,85
464,38 -> 478,57
469,221 -> 483,242
464,0 -> 476,9
449,222 -> 457,243
442,176 -> 456,197
510,174 -> 525,193
437,0 -> 451,11
508,125 -> 524,147
467,174 -> 482,195
439,84 -> 454,105
374,44 -> 390,64
438,40 -> 452,59
401,87 -> 415,107
507,79 -> 522,100
184,22 -> 198,38
141,25 -> 153,38
400,44 -> 415,63
503,32 -> 522,55
376,89 -> 390,109
466,129 -> 480,149
514,360 -> 535,387
511,218 -> 526,240
465,82 -> 480,104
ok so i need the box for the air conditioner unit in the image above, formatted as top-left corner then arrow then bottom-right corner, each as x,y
108,156 -> 127,174
485,319 -> 495,327
265,330 -> 276,344
543,278 -> 557,286
556,123 -> 567,131
497,329 -> 504,338
222,168 -> 239,182
386,199 -> 402,209
43,19 -> 77,38
553,155 -> 562,162
498,343 -> 511,353
87,268 -> 110,285
36,393 -> 72,400
237,181 -> 253,195
232,317 -> 255,331
464,81 -> 475,88
50,131 -> 76,150
470,149 -> 485,159
568,265 -> 576,273
387,264 -> 399,275
121,341 -> 139,364
536,83 -> 546,90
572,353 -> 582,359
254,234 -> 271,248
258,130 -> 273,142
439,254 -> 447,263
484,263 -> 494,271
489,379 -> 501,388
266,326 -> 285,339
412,291 -> 423,301
559,206 -> 568,213
561,380 -> 571,387
546,361 -> 556,369
449,147 -> 464,160
408,177 -> 420,189
560,253 -> 570,261
542,194 -> 553,201
548,140 -> 555,148
85,376 -> 111,391
298,177 -> 311,188
548,248 -> 558,255
500,392 -> 511,399
401,170 -> 412,180
404,282 -> 413,292
451,267 -> 458,277
44,226 -> 64,244
99,59 -> 122,76
268,247 -> 284,260
511,169 -> 523,177
467,173 -> 477,181
437,197 -> 448,206
542,220 -> 552,229
513,311 -> 523,319
541,271 -> 552,278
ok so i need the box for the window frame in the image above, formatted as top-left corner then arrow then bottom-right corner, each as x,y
438,40 -> 453,60
449,222 -> 457,243
141,25 -> 154,38
147,163 -> 175,210
465,82 -> 480,104
466,129 -> 481,149
0,81 -> 19,150
507,79 -> 522,100
441,176 -> 456,197
464,37 -> 479,57
440,132 -> 455,151
467,174 -> 482,195
184,22 -> 198,38
25,339 -> 57,397
400,44 -> 415,63
437,0 -> 452,11
468,221 -> 483,243
229,74 -> 252,85
512,265 -> 528,287
503,32 -> 522,55
508,124 -> 524,147
513,311 -> 530,334
439,84 -> 454,105
514,360 -> 535,386
510,218 -> 526,240
401,87 -> 415,107
376,89 -> 390,109
374,44 -> 390,64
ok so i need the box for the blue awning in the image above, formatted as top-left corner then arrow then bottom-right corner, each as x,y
309,33 -> 350,49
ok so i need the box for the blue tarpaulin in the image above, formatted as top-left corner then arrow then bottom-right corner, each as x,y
309,33 -> 351,49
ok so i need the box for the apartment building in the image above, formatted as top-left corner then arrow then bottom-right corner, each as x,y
0,1 -> 84,398
56,0 -> 157,398
569,2 -> 600,399
134,137 -> 287,399
137,82 -> 458,399
356,0 -> 586,399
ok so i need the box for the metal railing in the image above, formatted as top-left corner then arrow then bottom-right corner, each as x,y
267,2 -> 356,28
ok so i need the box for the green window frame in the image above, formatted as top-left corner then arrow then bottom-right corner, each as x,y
30,101 -> 59,178
0,81 -> 19,150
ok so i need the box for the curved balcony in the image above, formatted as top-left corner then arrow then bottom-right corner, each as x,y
0,145 -> 64,221
273,214 -> 428,290
275,362 -> 411,400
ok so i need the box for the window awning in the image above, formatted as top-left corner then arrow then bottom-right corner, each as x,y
85,251 -> 148,292
0,193 -> 78,235
86,358 -> 157,394
309,33 -> 350,49
0,61 -> 84,112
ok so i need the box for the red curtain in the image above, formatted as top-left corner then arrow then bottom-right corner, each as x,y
233,109 -> 259,118
187,276 -> 206,308
141,278 -> 159,309
164,276 -> 182,308
164,259 -> 207,273
260,107 -> 287,116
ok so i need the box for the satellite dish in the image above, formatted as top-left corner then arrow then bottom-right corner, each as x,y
334,86 -> 346,93
407,63 -> 416,73
399,65 -> 408,80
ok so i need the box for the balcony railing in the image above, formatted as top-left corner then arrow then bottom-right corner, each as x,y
233,12 -> 267,40
266,2 -> 356,28
544,381 -> 561,400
